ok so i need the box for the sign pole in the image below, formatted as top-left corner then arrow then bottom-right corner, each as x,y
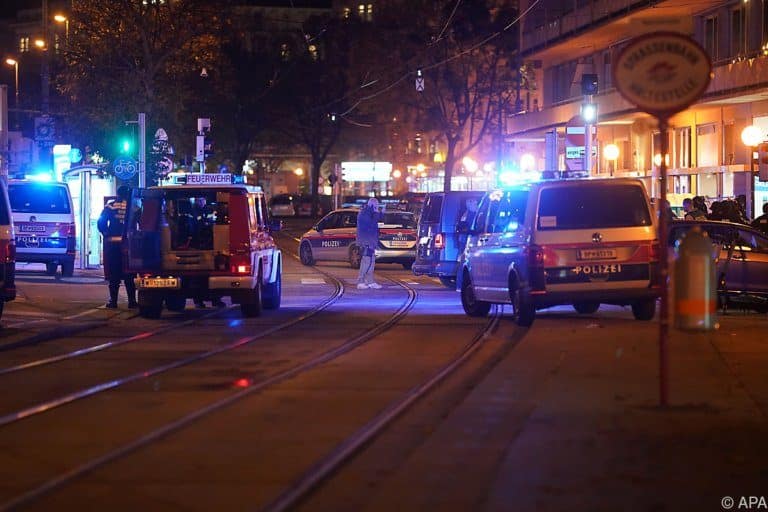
658,117 -> 670,407
612,31 -> 712,408
138,113 -> 146,188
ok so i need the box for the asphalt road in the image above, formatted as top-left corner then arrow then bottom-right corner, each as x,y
0,218 -> 764,511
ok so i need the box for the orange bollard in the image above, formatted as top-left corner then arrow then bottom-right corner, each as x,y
674,226 -> 717,330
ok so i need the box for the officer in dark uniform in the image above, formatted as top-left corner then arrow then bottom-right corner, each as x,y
97,185 -> 137,308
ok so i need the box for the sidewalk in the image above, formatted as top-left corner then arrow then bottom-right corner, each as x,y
481,310 -> 768,511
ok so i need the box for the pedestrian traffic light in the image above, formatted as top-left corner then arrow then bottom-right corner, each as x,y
758,142 -> 768,182
121,139 -> 132,153
204,137 -> 213,159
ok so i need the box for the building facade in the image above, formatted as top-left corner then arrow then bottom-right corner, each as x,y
507,0 -> 768,218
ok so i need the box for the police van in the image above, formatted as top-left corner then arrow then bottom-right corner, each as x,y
0,180 -> 16,320
124,173 -> 282,318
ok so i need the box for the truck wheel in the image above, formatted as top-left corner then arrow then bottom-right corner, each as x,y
632,299 -> 656,321
460,271 -> 490,317
299,242 -> 315,266
45,263 -> 58,275
512,288 -> 535,327
573,301 -> 600,314
61,259 -> 75,278
241,278 -> 263,318
263,266 -> 281,310
402,260 -> 414,270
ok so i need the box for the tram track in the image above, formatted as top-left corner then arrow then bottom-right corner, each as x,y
0,272 -> 418,510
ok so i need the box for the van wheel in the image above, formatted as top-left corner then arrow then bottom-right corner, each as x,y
138,305 -> 162,319
45,263 -> 58,275
165,297 -> 186,312
299,242 -> 315,266
241,277 -> 263,318
438,276 -> 457,289
61,259 -> 75,278
512,288 -> 535,327
632,299 -> 656,321
349,246 -> 362,269
461,271 -> 490,317
573,301 -> 600,315
263,266 -> 281,310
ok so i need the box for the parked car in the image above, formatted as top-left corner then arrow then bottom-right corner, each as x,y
458,178 -> 661,326
299,208 -> 417,269
670,219 -> 768,312
7,180 -> 76,277
269,194 -> 297,217
412,190 -> 485,288
0,180 -> 16,320
296,194 -> 332,218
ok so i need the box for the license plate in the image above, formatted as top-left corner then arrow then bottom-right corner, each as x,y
140,277 -> 180,288
572,264 -> 622,275
577,248 -> 617,260
389,240 -> 411,248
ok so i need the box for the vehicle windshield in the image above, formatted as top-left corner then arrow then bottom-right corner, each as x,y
162,190 -> 229,250
380,211 -> 416,229
8,184 -> 71,214
537,185 -> 652,230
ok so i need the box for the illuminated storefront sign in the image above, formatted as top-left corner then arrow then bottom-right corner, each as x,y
341,161 -> 392,182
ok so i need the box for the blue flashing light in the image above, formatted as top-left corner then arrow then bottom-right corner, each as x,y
498,170 -> 541,187
27,171 -> 53,182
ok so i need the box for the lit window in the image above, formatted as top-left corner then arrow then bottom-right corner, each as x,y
19,37 -> 29,53
343,7 -> 351,19
367,3 -> 374,21
280,43 -> 290,61
358,4 -> 365,16
308,44 -> 318,61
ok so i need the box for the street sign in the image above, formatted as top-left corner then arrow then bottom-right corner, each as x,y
613,32 -> 711,117
113,156 -> 138,180
415,77 -> 425,92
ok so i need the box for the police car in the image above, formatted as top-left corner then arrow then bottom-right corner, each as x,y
299,208 -> 417,269
124,173 -> 282,318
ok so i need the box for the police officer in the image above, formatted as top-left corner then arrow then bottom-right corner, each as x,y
356,197 -> 383,289
97,185 -> 137,308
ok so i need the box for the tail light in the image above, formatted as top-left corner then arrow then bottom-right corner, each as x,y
0,240 -> 14,263
229,254 -> 251,274
433,233 -> 445,250
650,241 -> 661,261
65,222 -> 76,252
526,244 -> 545,268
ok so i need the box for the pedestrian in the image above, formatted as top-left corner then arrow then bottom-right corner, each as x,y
355,197 -> 383,290
751,203 -> 768,235
97,185 -> 137,309
683,196 -> 707,220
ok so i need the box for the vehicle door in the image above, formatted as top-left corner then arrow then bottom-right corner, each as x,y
309,212 -> 339,260
465,193 -> 496,299
698,223 -> 740,293
416,194 -> 443,264
251,193 -> 274,280
731,227 -> 768,295
124,188 -> 163,273
335,211 -> 358,260
482,191 -> 529,302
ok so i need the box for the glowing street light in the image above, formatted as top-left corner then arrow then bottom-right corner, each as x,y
54,14 -> 69,42
294,167 -> 304,176
392,169 -> 402,179
34,39 -> 46,50
4,58 -> 18,107
742,125 -> 764,219
603,143 -> 619,176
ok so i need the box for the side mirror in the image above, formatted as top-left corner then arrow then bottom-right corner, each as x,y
269,219 -> 282,232
314,224 -> 323,233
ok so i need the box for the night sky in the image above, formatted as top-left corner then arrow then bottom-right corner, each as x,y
0,0 -> 38,18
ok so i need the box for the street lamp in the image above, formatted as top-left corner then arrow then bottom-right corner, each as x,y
54,14 -> 69,43
604,143 -> 619,176
4,58 -> 18,108
741,125 -> 762,220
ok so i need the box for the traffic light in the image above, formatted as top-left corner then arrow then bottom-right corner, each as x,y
204,137 -> 213,159
581,102 -> 597,123
581,74 -> 598,95
758,142 -> 768,182
120,139 -> 132,153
